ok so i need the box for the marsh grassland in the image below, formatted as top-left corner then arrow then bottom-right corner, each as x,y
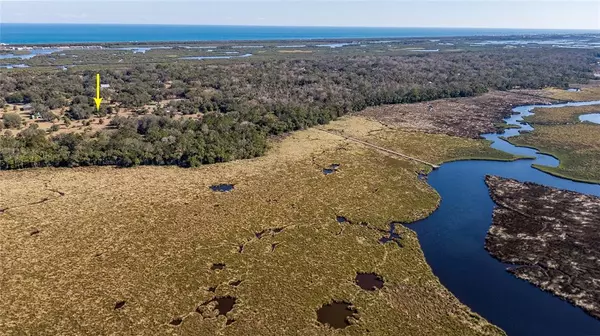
526,105 -> 600,125
0,117 -> 507,335
543,86 -> 600,102
509,104 -> 600,183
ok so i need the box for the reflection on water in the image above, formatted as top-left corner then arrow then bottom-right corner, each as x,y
315,42 -> 358,48
181,53 -> 252,60
0,64 -> 29,69
0,49 -> 59,59
113,46 -> 172,53
411,100 -> 600,336
579,113 -> 600,124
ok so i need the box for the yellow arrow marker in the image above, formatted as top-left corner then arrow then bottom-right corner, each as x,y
94,73 -> 103,111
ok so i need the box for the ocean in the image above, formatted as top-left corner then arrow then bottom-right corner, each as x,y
1,24 -> 595,44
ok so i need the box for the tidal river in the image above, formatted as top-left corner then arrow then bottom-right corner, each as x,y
410,100 -> 600,336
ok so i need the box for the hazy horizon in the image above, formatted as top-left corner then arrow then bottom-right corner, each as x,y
1,1 -> 599,30
0,22 -> 600,32
1,23 -> 598,31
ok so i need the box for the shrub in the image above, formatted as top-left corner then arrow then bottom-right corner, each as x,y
2,113 -> 22,129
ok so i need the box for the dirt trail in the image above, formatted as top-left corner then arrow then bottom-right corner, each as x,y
318,129 -> 440,169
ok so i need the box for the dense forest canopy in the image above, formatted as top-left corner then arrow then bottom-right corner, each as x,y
0,48 -> 596,169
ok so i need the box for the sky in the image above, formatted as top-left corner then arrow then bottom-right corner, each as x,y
1,0 -> 599,30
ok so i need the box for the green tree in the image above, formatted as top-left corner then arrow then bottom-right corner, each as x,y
33,103 -> 57,121
2,113 -> 22,129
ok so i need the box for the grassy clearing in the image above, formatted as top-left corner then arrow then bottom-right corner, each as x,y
543,87 -> 600,102
510,123 -> 600,183
494,123 -> 521,130
525,104 -> 600,124
0,117 -> 507,335
323,116 -> 517,167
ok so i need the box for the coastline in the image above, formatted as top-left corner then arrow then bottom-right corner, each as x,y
2,23 -> 599,45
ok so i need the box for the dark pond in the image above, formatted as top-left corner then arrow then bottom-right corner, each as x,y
355,273 -> 384,291
336,216 -> 349,223
378,222 -> 402,247
323,168 -> 335,175
169,317 -> 183,326
316,301 -> 357,329
323,163 -> 341,175
410,100 -> 600,336
210,263 -> 226,270
114,300 -> 126,310
196,296 -> 237,326
209,296 -> 236,316
210,184 -> 234,192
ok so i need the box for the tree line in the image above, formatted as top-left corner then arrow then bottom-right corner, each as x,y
0,48 -> 596,169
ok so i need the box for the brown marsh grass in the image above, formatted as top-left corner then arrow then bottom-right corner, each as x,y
0,116 -> 507,335
527,105 -> 600,125
510,123 -> 600,183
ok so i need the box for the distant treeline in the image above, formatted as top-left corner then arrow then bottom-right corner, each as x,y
0,48 -> 596,169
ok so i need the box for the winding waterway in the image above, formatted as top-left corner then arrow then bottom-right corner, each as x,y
410,100 -> 600,336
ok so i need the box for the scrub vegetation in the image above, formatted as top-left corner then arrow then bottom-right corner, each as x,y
358,90 -> 556,138
0,117 -> 508,335
485,176 -> 600,319
0,44 -> 595,169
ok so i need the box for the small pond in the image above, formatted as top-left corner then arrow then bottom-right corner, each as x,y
0,64 -> 29,69
0,48 -> 59,59
210,184 -> 234,192
181,53 -> 252,60
316,301 -> 357,329
579,113 -> 600,124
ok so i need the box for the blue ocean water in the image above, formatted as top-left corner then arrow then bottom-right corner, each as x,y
0,24 -> 596,44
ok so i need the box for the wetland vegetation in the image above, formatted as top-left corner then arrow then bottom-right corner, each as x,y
3,34 -> 600,335
509,103 -> 600,183
0,117 -> 511,335
485,175 -> 600,319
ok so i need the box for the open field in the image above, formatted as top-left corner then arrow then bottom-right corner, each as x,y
0,116 -> 507,335
485,176 -> 600,319
516,81 -> 600,102
357,91 -> 556,138
542,86 -> 600,102
321,117 -> 516,166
